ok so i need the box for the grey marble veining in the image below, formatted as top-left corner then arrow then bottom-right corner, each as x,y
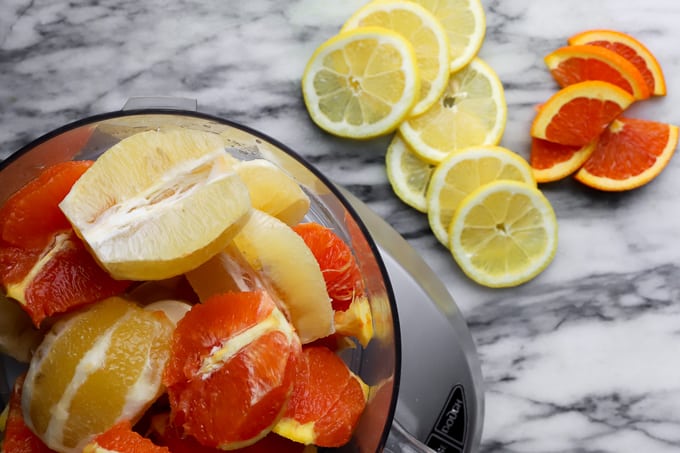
2,0 -> 680,452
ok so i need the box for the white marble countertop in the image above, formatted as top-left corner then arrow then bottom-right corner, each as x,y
2,1 -> 680,452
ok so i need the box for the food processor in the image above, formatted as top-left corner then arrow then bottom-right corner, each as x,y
0,99 -> 484,453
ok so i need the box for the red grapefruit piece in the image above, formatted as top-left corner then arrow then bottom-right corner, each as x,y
545,44 -> 650,99
82,421 -> 170,452
292,222 -> 364,312
273,346 -> 368,447
531,80 -> 635,147
1,375 -> 57,453
575,117 -> 679,191
163,291 -> 301,450
568,29 -> 666,96
530,138 -> 596,183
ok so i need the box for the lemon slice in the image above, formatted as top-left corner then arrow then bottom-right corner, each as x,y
59,129 -> 252,281
385,134 -> 435,212
399,58 -> 507,164
342,0 -> 450,116
301,27 -> 420,139
235,159 -> 310,226
449,180 -> 557,288
409,0 -> 486,72
426,146 -> 535,246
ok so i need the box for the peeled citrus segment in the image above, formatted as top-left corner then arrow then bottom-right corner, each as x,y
385,134 -> 435,212
301,27 -> 420,139
426,146 -> 535,247
163,292 -> 300,450
341,0 -> 450,116
0,293 -> 43,363
59,128 -> 251,281
530,138 -> 596,183
409,0 -> 486,72
449,180 -> 558,288
82,421 -> 170,453
22,297 -> 174,453
574,117 -> 679,191
530,80 -> 634,147
235,159 -> 310,226
273,346 -> 368,447
2,375 -> 56,453
334,295 -> 374,347
568,29 -> 666,96
399,58 -> 507,164
545,44 -> 650,99
230,211 -> 334,343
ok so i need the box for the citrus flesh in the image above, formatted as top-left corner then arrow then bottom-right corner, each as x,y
449,180 -> 558,288
342,0 -> 450,116
530,138 -> 596,183
301,27 -> 420,139
426,146 -> 535,247
82,421 -> 170,453
21,297 -> 174,453
575,117 -> 679,191
2,375 -> 56,453
568,29 -> 666,96
400,58 -> 507,164
545,44 -> 650,99
530,80 -> 634,147
408,0 -> 486,71
163,291 -> 300,450
385,134 -> 435,212
59,128 -> 252,281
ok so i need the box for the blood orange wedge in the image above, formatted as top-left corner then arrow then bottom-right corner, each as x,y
22,297 -> 174,453
530,138 -> 596,183
574,117 -> 679,191
2,375 -> 57,453
273,346 -> 368,447
163,291 -> 300,450
545,45 -> 650,100
568,29 -> 666,96
530,80 -> 634,147
82,421 -> 170,453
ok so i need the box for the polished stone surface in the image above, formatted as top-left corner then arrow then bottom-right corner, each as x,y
2,1 -> 680,451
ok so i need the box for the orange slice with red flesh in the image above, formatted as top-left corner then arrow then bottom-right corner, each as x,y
530,138 -> 597,183
273,346 -> 368,447
568,29 -> 666,96
530,80 -> 635,147
82,421 -> 170,453
2,375 -> 58,453
574,117 -> 679,191
163,291 -> 301,450
545,45 -> 650,99
0,162 -> 131,326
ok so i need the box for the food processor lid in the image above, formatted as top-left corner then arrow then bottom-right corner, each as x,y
340,188 -> 484,453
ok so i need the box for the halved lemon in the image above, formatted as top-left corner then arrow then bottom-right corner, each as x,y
341,0 -> 450,116
59,129 -> 251,281
399,58 -> 507,164
449,180 -> 557,288
301,27 -> 420,139
385,134 -> 435,212
426,146 -> 535,247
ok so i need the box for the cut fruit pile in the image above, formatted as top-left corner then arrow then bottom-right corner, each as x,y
302,0 -> 558,288
530,29 -> 678,190
0,129 -> 377,452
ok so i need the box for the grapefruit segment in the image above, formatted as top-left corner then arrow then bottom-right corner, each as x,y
575,117 -> 679,191
530,80 -> 634,146
273,346 -> 368,447
163,291 -> 301,450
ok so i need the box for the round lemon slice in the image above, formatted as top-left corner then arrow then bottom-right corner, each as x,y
301,27 -> 420,139
426,146 -> 535,247
400,58 -> 507,164
59,129 -> 252,281
449,180 -> 557,288
342,0 -> 450,116
385,134 -> 435,212
409,0 -> 487,72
